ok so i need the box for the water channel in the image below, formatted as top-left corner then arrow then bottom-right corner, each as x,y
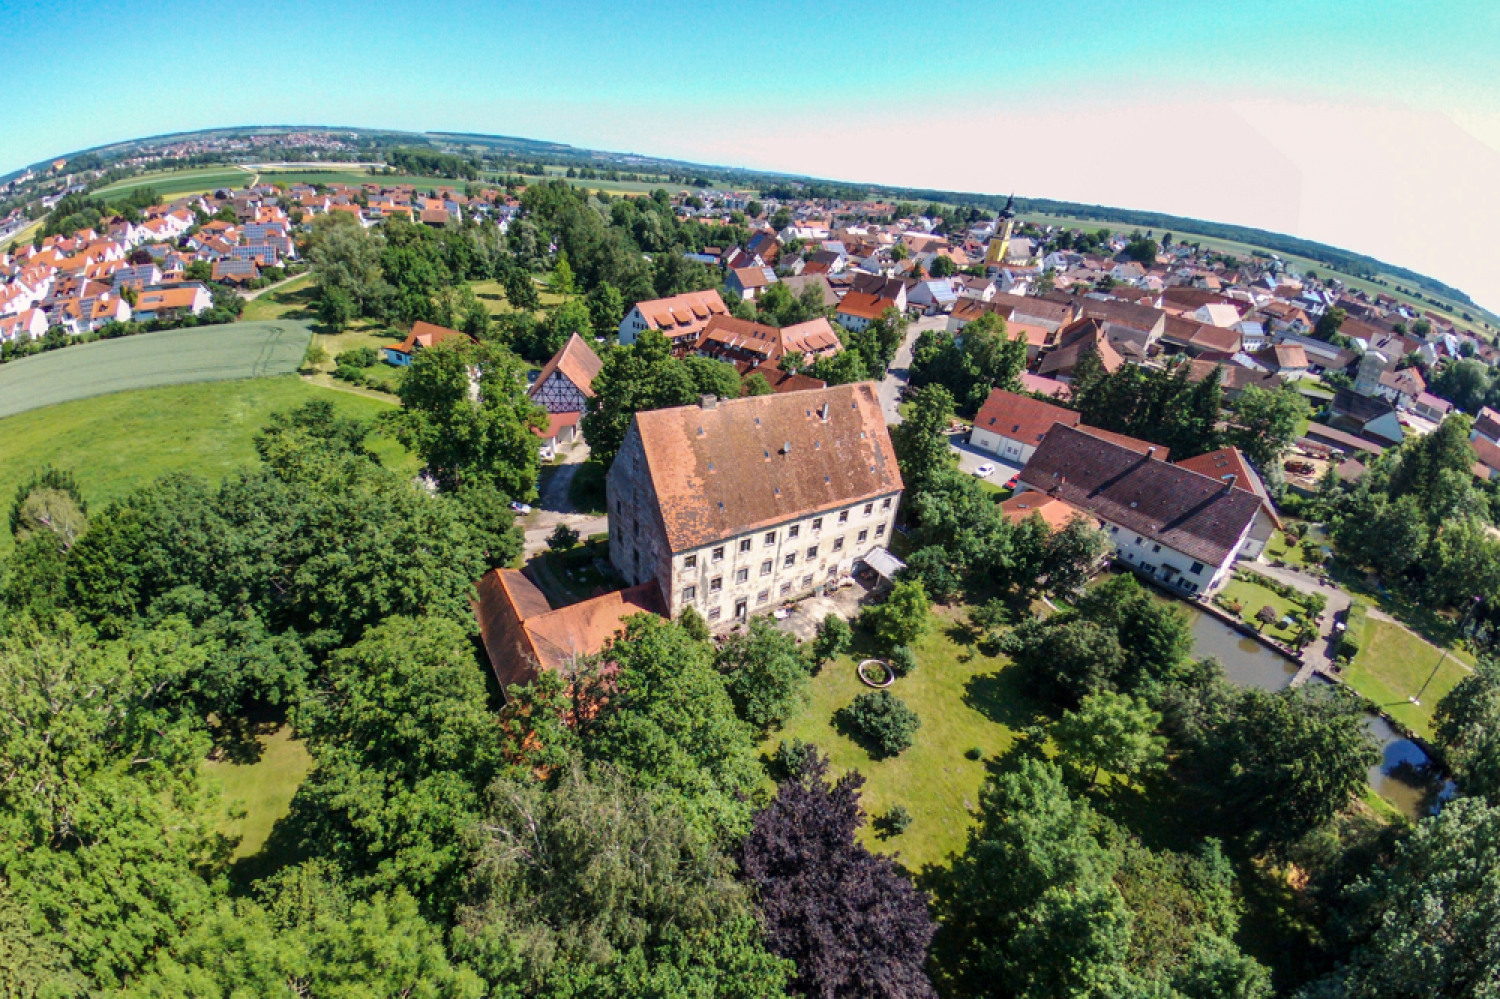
1180,604 -> 1442,819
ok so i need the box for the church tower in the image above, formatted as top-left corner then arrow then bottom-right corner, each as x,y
984,194 -> 1017,271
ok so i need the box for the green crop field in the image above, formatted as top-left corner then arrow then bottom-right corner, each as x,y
94,166 -> 256,199
0,376 -> 413,559
0,321 -> 312,419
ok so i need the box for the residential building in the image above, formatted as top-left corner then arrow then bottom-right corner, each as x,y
1015,424 -> 1271,596
131,283 -> 211,321
835,290 -> 900,333
528,333 -> 603,446
726,266 -> 778,301
617,289 -> 728,347
605,383 -> 902,627
382,320 -> 469,366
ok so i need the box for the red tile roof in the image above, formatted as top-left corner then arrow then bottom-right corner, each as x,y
531,333 -> 603,400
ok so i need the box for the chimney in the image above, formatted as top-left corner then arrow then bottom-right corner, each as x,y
700,394 -> 718,410
1146,446 -> 1157,460
1222,473 -> 1236,492
819,401 -> 830,421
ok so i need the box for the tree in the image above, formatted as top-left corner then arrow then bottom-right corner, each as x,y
836,690 -> 921,758
316,285 -> 357,331
1230,383 -> 1310,469
455,765 -> 790,997
292,615 -> 501,911
1040,516 -> 1112,598
740,750 -> 937,999
1004,617 -> 1126,708
584,281 -> 624,338
392,339 -> 546,498
743,372 -> 772,396
1123,234 -> 1159,264
1194,685 -> 1378,849
1434,657 -> 1500,805
811,613 -> 852,665
1313,306 -> 1347,342
502,264 -> 541,312
583,615 -> 760,837
583,330 -> 733,468
548,250 -> 577,296
860,579 -> 929,650
306,211 -> 385,317
890,384 -> 955,491
1052,691 -> 1166,787
930,254 -> 956,277
716,617 -> 812,731
1305,796 -> 1500,998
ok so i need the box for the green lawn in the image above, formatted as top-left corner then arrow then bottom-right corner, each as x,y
1265,530 -> 1309,567
1345,617 -> 1473,739
0,321 -> 313,419
765,610 -> 1033,870
241,274 -> 316,322
1215,576 -> 1307,644
0,376 -> 413,559
204,724 -> 314,860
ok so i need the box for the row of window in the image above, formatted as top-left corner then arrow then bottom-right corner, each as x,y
683,498 -> 893,569
688,567 -> 842,614
1109,525 -> 1205,575
679,525 -> 885,603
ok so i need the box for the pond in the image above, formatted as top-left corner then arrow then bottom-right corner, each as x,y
1183,604 -> 1442,819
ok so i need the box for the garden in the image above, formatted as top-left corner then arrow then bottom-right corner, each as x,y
1213,568 -> 1325,647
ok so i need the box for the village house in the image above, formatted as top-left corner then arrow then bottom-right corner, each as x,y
725,265 -> 778,301
605,383 -> 903,628
835,290 -> 900,333
617,289 -> 728,347
528,333 -> 603,448
382,320 -> 470,366
131,283 -> 211,322
1015,424 -> 1272,596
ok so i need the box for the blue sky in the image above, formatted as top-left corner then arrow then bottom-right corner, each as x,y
6,0 -> 1499,308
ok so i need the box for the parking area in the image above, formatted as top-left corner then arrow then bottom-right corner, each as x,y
949,434 -> 1024,486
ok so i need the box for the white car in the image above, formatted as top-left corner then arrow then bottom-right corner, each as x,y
509,501 -> 532,515
973,464 -> 996,479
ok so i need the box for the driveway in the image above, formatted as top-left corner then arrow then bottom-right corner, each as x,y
522,442 -> 608,556
878,315 -> 945,425
950,436 -> 1023,485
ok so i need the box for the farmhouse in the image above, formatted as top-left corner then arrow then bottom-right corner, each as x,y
606,382 -> 902,628
1016,424 -> 1271,596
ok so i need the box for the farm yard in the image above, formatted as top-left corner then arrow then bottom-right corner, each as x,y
0,320 -> 312,418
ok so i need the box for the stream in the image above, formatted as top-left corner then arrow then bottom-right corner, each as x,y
1180,605 -> 1444,819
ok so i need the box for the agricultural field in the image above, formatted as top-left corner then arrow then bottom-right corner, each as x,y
93,165 -> 256,199
0,375 -> 413,559
0,320 -> 313,419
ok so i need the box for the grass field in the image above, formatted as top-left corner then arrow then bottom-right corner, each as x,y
1345,617 -> 1473,739
0,376 -> 412,559
241,274 -> 315,322
205,724 -> 314,860
765,608 -> 1030,871
94,166 -> 255,199
0,321 -> 313,419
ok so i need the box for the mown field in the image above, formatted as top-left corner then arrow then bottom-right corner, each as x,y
94,166 -> 256,199
0,376 -> 413,559
0,321 -> 313,419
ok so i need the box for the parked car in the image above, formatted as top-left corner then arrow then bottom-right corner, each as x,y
1002,473 -> 1020,490
974,463 -> 996,478
509,501 -> 532,515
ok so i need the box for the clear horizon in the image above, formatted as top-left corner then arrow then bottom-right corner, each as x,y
5,0 -> 1497,310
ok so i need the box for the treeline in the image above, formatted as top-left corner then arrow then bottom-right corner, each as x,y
386,146 -> 481,180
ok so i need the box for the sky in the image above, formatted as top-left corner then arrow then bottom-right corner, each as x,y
5,0 -> 1499,310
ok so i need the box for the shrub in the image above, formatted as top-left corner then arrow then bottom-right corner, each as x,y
678,605 -> 710,642
964,746 -> 983,761
888,644 -> 918,678
1340,600 -> 1368,660
836,691 -> 920,758
771,738 -> 817,781
332,363 -> 366,385
811,613 -> 852,665
337,345 -> 379,368
874,804 -> 913,838
547,523 -> 580,551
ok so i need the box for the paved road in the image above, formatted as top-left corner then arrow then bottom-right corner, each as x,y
523,442 -> 608,556
878,315 -> 945,425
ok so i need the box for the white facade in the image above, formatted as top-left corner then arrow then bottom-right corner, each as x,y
970,426 -> 1037,464
665,494 -> 900,624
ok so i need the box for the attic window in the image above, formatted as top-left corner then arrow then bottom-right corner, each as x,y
755,417 -> 761,425
697,427 -> 704,436
708,461 -> 715,471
